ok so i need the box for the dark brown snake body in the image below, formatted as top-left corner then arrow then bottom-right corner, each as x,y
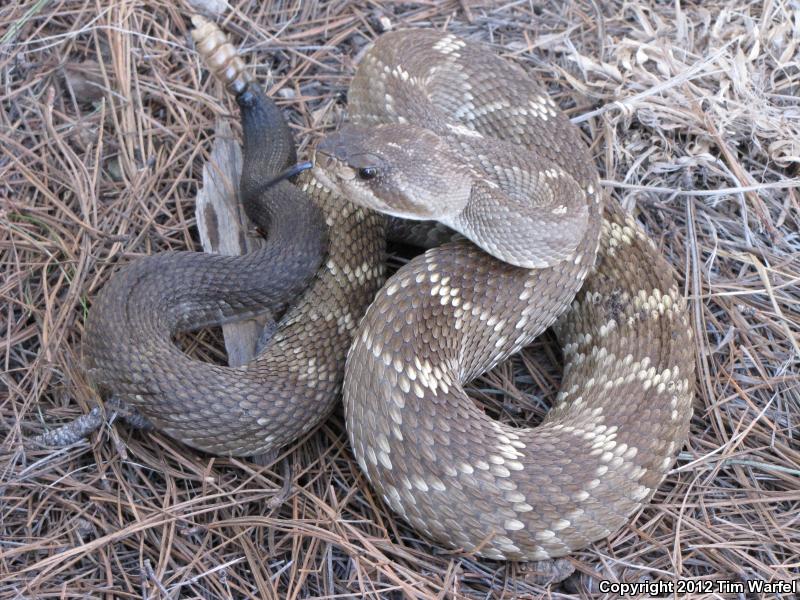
85,25 -> 386,454
84,23 -> 694,560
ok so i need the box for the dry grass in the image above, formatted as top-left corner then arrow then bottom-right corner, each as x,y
2,0 -> 799,597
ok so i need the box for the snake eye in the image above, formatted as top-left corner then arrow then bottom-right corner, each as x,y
357,166 -> 379,180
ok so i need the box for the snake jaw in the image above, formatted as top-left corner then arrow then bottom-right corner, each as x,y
313,147 -> 356,182
311,155 -> 405,220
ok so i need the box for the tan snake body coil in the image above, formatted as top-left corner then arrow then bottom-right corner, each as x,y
314,31 -> 695,560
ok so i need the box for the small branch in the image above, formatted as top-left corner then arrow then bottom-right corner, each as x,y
266,459 -> 293,510
600,178 -> 800,197
31,406 -> 104,447
30,397 -> 152,449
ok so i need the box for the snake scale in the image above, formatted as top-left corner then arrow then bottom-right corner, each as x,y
84,21 -> 694,560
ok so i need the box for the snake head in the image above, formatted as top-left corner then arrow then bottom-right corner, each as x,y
313,124 -> 472,220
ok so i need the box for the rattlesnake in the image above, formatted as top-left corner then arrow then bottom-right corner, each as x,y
84,21 -> 694,560
313,30 -> 695,560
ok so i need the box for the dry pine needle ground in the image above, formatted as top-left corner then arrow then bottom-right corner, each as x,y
1,0 -> 799,598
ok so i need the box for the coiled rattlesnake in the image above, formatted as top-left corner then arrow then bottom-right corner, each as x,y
85,22 -> 694,560
315,30 -> 695,560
